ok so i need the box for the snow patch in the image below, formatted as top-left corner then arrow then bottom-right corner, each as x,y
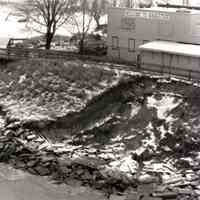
147,95 -> 182,121
111,135 -> 123,142
130,103 -> 140,118
158,125 -> 167,139
109,154 -> 139,173
82,115 -> 113,133
18,74 -> 26,84
144,122 -> 157,150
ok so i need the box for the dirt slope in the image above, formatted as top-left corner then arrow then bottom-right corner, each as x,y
1,59 -> 200,167
34,74 -> 200,166
0,59 -> 120,123
0,59 -> 200,199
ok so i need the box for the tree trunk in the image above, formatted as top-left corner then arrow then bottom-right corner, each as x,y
79,37 -> 85,55
45,32 -> 54,50
80,0 -> 86,55
94,15 -> 100,29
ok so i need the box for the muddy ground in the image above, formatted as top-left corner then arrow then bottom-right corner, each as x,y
0,58 -> 200,199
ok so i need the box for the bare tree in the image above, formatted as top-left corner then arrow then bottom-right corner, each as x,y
17,0 -> 76,49
91,0 -> 109,29
68,0 -> 94,54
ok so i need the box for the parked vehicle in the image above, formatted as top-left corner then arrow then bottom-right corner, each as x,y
7,38 -> 38,49
83,39 -> 107,55
70,33 -> 107,55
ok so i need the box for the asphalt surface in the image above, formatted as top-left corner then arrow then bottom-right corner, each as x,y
0,163 -> 106,200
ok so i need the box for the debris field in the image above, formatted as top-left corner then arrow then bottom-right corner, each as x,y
0,59 -> 199,199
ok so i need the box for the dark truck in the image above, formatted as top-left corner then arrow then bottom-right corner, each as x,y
83,39 -> 107,55
70,34 -> 107,56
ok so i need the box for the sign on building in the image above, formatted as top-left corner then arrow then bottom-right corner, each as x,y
124,10 -> 170,21
121,17 -> 136,30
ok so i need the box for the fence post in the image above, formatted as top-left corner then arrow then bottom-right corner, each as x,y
161,52 -> 165,75
7,48 -> 10,60
118,48 -> 120,60
188,70 -> 191,80
160,64 -> 163,75
136,54 -> 141,69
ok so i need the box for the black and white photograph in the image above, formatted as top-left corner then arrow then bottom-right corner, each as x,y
0,0 -> 199,199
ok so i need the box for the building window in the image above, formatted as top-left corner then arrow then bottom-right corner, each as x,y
112,36 -> 119,50
128,39 -> 135,52
121,17 -> 136,31
143,40 -> 149,44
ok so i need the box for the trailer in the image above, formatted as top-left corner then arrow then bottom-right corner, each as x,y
107,4 -> 200,79
139,40 -> 200,79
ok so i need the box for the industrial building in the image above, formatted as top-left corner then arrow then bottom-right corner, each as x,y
107,5 -> 200,78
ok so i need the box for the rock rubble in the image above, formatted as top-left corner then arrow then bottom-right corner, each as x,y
0,119 -> 199,200
0,59 -> 200,200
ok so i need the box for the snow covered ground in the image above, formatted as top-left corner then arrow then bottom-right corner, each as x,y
0,4 -> 107,48
0,58 -> 199,198
0,163 -> 106,200
0,5 -> 31,47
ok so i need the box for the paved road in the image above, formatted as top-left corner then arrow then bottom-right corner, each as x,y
0,163 -> 106,200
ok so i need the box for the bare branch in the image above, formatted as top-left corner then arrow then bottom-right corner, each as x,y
17,0 -> 74,49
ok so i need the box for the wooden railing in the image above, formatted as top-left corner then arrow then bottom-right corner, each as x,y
6,47 -> 79,59
0,47 -> 108,62
1,47 -> 200,81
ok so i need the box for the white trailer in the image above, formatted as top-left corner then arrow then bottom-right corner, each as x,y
108,6 -> 200,63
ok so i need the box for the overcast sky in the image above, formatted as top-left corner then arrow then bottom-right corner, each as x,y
6,0 -> 200,6
6,0 -> 200,5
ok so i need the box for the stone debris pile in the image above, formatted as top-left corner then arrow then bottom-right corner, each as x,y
0,59 -> 200,200
0,120 -> 199,200
0,59 -> 120,124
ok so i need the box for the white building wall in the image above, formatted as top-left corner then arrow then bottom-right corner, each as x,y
189,0 -> 200,6
155,0 -> 199,6
108,7 -> 200,63
141,50 -> 200,78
